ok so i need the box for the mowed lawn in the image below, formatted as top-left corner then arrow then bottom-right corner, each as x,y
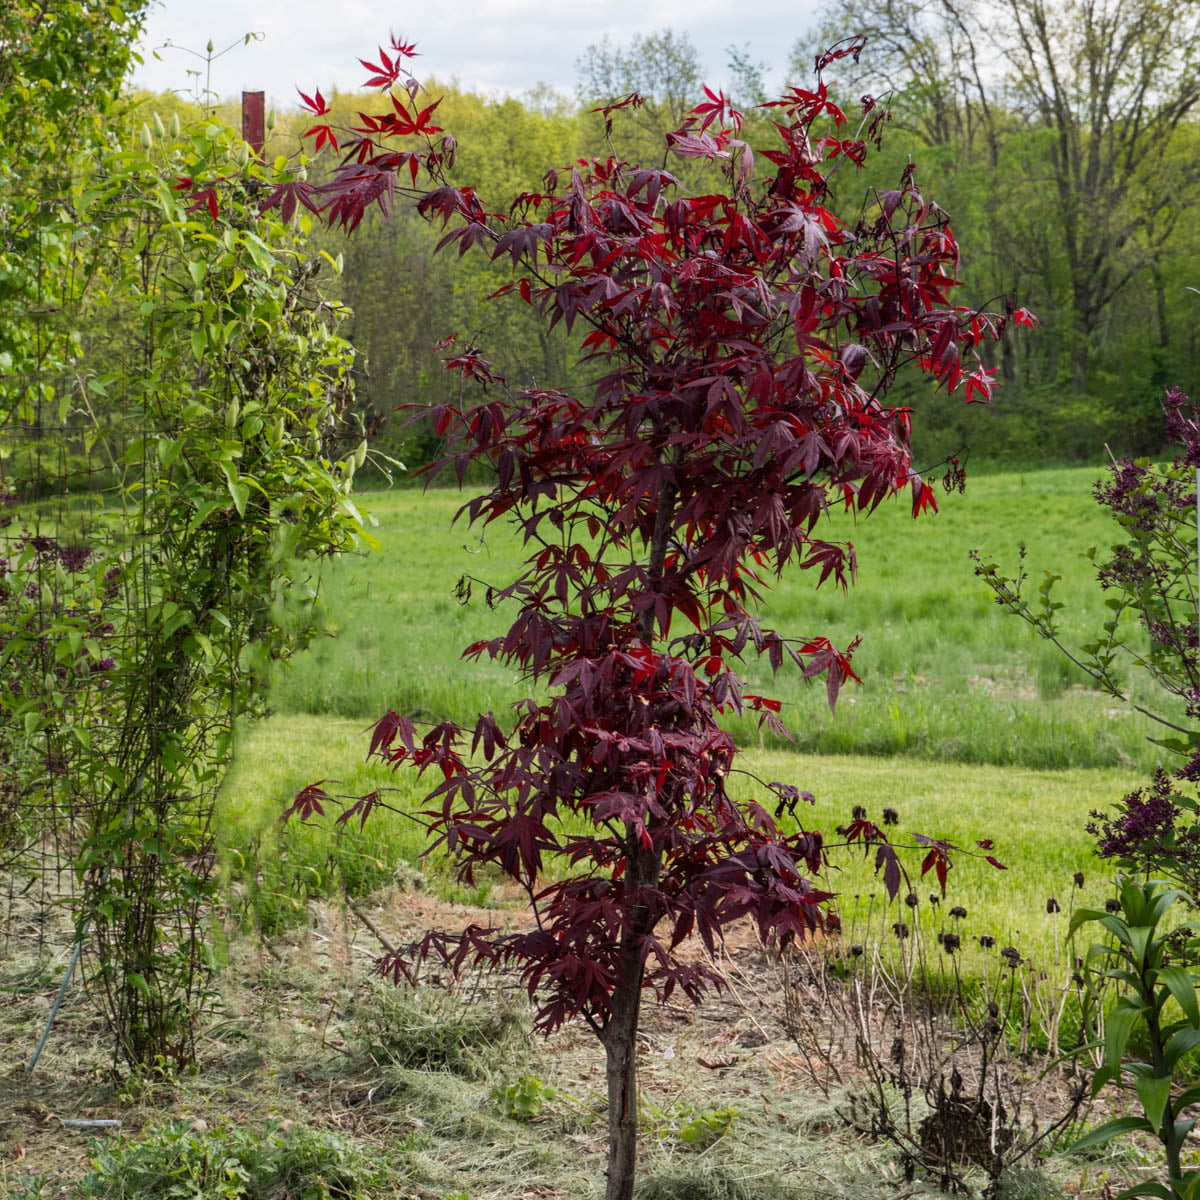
221,464 -> 1160,968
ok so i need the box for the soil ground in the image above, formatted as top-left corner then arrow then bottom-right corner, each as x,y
0,880 -> 1141,1199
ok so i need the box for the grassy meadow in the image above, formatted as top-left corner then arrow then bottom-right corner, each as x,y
222,464 -> 1164,971
266,467 -> 1168,770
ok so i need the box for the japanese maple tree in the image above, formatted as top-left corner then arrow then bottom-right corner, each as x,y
288,36 -> 1019,1199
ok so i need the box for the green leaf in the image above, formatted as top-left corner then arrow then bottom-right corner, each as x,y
1135,1073 -> 1172,1131
1173,1083 -> 1200,1110
242,233 -> 275,271
218,461 -> 247,515
1160,965 -> 1200,1027
1105,1004 -> 1144,1073
1075,907 -> 1108,936
1164,1028 -> 1200,1074
127,972 -> 151,998
1069,1116 -> 1155,1153
1114,1183 -> 1176,1200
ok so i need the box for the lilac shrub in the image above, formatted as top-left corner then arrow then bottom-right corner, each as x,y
976,388 -> 1200,895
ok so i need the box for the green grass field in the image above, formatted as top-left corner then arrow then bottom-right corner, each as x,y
221,464 -> 1167,973
267,466 -> 1168,770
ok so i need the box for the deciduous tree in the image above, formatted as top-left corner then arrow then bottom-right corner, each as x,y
291,36 -> 1014,1198
796,0 -> 1200,403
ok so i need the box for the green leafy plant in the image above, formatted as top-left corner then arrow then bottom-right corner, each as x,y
492,1074 -> 558,1121
1,17 -> 373,1066
1069,877 -> 1200,1199
676,1106 -> 738,1149
80,1120 -> 386,1200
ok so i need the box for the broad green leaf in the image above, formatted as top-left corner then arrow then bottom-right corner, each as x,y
228,479 -> 249,516
1114,1183 -> 1176,1200
1135,1073 -> 1172,1131
1165,1028 -> 1200,1073
1069,1116 -> 1154,1153
1105,1004 -> 1144,1071
1160,966 -> 1200,1027
219,461 -> 247,515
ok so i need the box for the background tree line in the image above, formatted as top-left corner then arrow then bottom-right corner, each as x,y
125,2 -> 1200,479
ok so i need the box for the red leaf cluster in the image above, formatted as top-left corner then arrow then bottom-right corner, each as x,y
291,42 -> 1016,1039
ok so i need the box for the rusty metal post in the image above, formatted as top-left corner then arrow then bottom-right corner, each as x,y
241,90 -> 265,159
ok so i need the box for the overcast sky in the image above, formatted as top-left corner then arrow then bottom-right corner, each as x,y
129,0 -> 824,107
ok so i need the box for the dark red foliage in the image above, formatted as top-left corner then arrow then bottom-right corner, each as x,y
292,39 -> 1013,1051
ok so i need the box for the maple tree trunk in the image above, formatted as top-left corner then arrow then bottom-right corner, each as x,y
601,950 -> 645,1200
599,471 -> 676,1200
600,833 -> 660,1200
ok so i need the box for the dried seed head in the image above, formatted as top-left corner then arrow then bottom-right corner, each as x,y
949,905 -> 967,919
905,892 -> 919,908
882,807 -> 899,826
1105,898 -> 1121,913
1000,946 -> 1022,967
942,932 -> 961,953
852,804 -> 868,820
987,1001 -> 999,1018
979,934 -> 996,949
892,921 -> 910,939
1073,872 -> 1085,888
929,894 -> 940,906
850,944 -> 864,957
1046,897 -> 1061,914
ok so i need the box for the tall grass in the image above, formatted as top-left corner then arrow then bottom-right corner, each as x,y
269,467 -> 1170,772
